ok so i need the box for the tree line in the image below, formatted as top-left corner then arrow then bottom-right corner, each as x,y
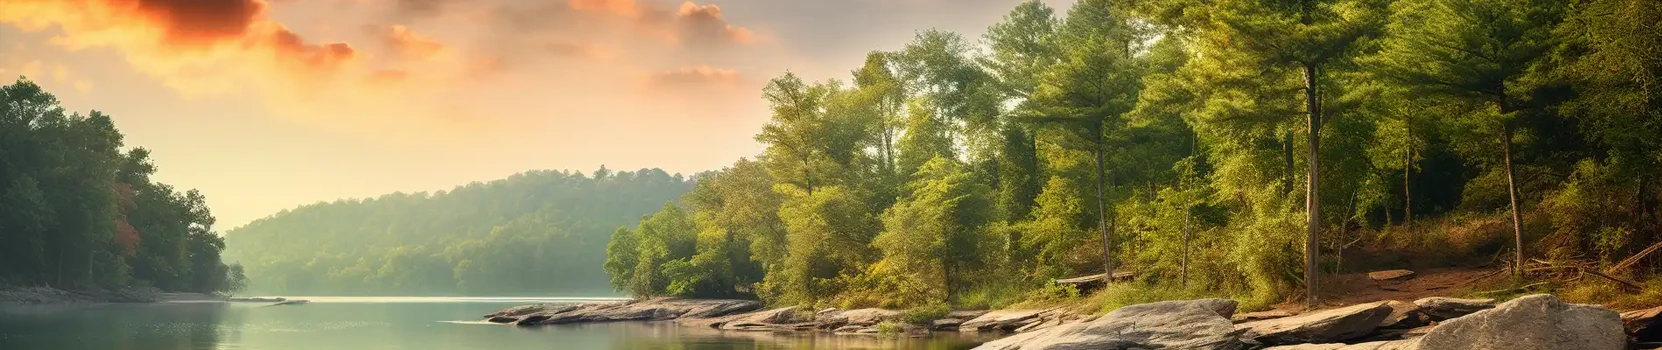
1,78 -> 246,294
604,0 -> 1662,309
223,167 -> 693,295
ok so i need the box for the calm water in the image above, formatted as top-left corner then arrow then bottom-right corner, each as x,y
0,297 -> 992,350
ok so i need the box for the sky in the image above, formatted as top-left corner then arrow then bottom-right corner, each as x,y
0,0 -> 1071,229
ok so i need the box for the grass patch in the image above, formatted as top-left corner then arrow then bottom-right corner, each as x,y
900,303 -> 950,324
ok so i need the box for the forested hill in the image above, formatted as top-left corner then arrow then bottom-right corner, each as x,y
223,167 -> 694,296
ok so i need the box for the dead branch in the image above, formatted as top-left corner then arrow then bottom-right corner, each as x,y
1608,239 -> 1662,275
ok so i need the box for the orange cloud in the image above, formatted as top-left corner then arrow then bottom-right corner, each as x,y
372,24 -> 447,60
648,65 -> 741,88
566,0 -> 757,47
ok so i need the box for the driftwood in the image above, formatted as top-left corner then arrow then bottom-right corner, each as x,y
1608,239 -> 1662,275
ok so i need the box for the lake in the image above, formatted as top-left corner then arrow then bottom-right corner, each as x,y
0,297 -> 994,350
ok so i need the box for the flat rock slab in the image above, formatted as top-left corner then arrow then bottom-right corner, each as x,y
1417,294 -> 1624,350
491,298 -> 763,326
720,306 -> 810,331
1412,297 -> 1494,321
973,298 -> 1247,350
960,309 -> 1049,333
1237,301 -> 1393,345
1233,310 -> 1296,323
1368,270 -> 1416,282
822,308 -> 902,327
1623,305 -> 1662,342
1263,340 -> 1418,350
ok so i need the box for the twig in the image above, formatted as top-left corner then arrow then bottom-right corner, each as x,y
1460,268 -> 1508,287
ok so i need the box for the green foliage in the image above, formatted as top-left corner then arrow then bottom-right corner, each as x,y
0,78 -> 240,293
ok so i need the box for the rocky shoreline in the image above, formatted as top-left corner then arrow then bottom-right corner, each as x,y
0,286 -> 225,304
483,295 -> 1662,349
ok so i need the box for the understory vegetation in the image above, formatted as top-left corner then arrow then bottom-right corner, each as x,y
604,0 -> 1662,311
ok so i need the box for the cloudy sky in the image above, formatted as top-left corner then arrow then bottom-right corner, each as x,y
0,0 -> 1072,228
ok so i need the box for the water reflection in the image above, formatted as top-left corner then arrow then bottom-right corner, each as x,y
0,299 -> 991,350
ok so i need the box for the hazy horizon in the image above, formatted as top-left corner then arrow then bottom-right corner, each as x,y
1,0 -> 1073,228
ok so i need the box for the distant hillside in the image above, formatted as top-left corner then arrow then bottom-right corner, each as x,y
223,167 -> 695,296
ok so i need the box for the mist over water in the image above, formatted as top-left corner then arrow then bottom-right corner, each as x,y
0,297 -> 989,350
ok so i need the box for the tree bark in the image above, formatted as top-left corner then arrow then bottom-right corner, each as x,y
1302,63 -> 1322,306
1181,135 -> 1194,287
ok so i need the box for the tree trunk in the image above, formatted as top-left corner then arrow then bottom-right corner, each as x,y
1404,140 -> 1412,228
1302,63 -> 1322,306
1093,126 -> 1113,280
1502,122 -> 1523,279
1284,129 -> 1295,195
1182,135 -> 1195,287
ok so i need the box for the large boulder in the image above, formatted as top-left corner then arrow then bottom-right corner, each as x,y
1415,294 -> 1624,350
1237,301 -> 1393,345
1623,305 -> 1662,343
973,298 -> 1247,350
960,309 -> 1050,333
1411,297 -> 1493,321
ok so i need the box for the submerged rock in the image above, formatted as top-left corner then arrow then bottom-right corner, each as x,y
1237,301 -> 1393,345
973,298 -> 1246,350
1416,294 -> 1623,350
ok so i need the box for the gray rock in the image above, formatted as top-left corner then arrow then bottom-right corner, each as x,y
1237,301 -> 1393,345
1416,294 -> 1624,350
486,316 -> 519,324
960,309 -> 1049,333
1411,297 -> 1493,321
949,310 -> 990,320
972,298 -> 1247,350
1378,301 -> 1427,329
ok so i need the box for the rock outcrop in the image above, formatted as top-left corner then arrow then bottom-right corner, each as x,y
1237,301 -> 1393,345
485,298 -> 763,326
1377,300 -> 1427,329
973,299 -> 1247,350
1411,297 -> 1493,321
1262,340 -> 1419,350
1415,294 -> 1624,350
